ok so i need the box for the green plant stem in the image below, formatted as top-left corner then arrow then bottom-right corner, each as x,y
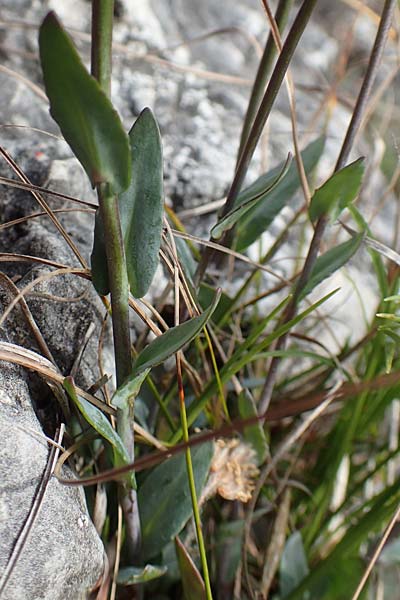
177,355 -> 213,600
196,0 -> 317,282
91,0 -> 141,561
236,0 -> 294,162
91,0 -> 114,95
98,184 -> 141,557
97,185 -> 132,385
258,0 -> 397,415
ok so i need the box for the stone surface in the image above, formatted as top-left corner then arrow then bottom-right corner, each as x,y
0,362 -> 104,600
0,144 -> 106,599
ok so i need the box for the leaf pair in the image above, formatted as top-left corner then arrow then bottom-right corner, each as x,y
39,12 -> 163,299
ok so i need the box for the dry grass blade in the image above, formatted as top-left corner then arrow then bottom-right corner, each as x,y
266,369 -> 400,421
0,123 -> 63,140
0,253 -> 89,273
0,271 -> 55,363
260,488 -> 292,598
351,502 -> 400,600
0,207 -> 95,232
0,64 -> 48,100
0,175 -> 97,207
0,147 -> 88,268
340,0 -> 398,40
171,228 -> 290,283
0,341 -> 115,416
260,0 -> 311,203
341,221 -> 400,266
0,267 -> 88,329
0,424 -> 65,596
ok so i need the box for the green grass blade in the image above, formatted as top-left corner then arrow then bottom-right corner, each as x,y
170,288 -> 338,443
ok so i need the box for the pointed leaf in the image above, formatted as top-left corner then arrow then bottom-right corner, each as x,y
175,537 -> 206,600
133,290 -> 221,375
39,12 -> 130,193
91,108 -> 164,296
138,440 -> 213,560
309,157 -> 365,222
121,108 -> 164,297
299,233 -> 364,302
238,390 -> 269,465
116,564 -> 167,585
235,137 -> 325,251
63,377 -> 130,466
111,369 -> 150,410
211,154 -> 291,239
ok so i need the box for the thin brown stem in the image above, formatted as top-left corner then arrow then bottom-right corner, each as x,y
258,0 -> 397,415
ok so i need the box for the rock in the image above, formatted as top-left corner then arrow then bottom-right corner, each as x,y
0,363 -> 104,600
0,143 -> 106,599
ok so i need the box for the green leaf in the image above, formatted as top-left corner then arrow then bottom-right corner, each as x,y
309,157 -> 365,222
111,369 -> 150,410
238,390 -> 269,465
176,237 -> 198,286
138,440 -> 213,560
91,108 -> 164,296
175,537 -> 206,600
299,233 -> 364,302
90,209 -> 109,295
280,531 -> 309,598
121,108 -> 164,298
63,377 -> 130,466
235,136 -> 324,251
211,154 -> 291,239
39,12 -> 130,193
116,564 -> 167,585
198,283 -> 233,325
133,290 -> 221,375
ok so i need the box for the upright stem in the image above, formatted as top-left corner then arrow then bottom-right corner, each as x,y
91,0 -> 141,561
225,0 -> 318,216
236,0 -> 294,163
91,0 -> 113,96
97,184 -> 132,386
196,0 -> 318,282
258,0 -> 397,415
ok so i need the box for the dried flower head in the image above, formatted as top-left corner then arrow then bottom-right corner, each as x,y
200,438 -> 259,504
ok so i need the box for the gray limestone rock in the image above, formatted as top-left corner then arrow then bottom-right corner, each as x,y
0,362 -> 104,600
0,144 -> 106,599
